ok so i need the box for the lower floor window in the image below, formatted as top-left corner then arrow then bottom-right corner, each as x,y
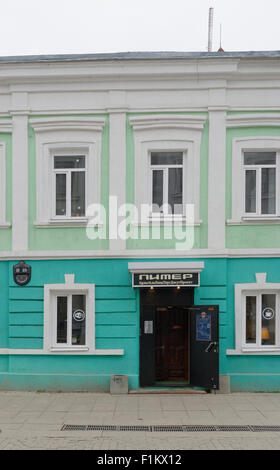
56,294 -> 86,346
245,292 -> 278,347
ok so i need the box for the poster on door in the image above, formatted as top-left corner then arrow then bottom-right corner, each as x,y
196,311 -> 211,341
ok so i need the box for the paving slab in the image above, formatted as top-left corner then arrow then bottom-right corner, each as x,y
1,391 -> 280,449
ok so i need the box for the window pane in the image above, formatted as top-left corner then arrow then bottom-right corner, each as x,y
152,170 -> 163,212
151,152 -> 183,166
54,156 -> 85,169
71,172 -> 85,217
56,174 -> 66,216
261,168 -> 276,214
244,152 -> 276,165
246,296 -> 256,344
57,297 -> 67,344
72,295 -> 86,345
262,294 -> 276,345
245,170 -> 256,213
168,168 -> 183,214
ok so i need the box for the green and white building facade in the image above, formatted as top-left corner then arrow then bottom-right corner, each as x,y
1,51 -> 280,392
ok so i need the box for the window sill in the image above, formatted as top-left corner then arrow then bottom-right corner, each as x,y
34,219 -> 103,228
0,222 -> 11,229
227,348 -> 280,355
227,217 -> 280,226
49,346 -> 89,353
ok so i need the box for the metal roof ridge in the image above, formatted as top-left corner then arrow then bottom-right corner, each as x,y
0,50 -> 280,64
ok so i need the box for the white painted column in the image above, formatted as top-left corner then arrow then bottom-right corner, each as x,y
12,107 -> 29,252
208,108 -> 227,249
109,107 -> 127,251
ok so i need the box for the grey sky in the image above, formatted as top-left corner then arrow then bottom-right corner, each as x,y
0,0 -> 279,56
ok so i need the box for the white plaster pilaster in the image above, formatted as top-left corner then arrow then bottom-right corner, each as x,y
11,94 -> 29,251
109,107 -> 127,251
208,108 -> 227,249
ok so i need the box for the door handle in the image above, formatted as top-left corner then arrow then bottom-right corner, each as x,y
205,341 -> 218,353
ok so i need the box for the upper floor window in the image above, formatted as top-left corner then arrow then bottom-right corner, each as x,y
244,151 -> 277,216
151,151 -> 183,215
54,155 -> 86,218
228,137 -> 280,224
129,114 -> 206,226
30,116 -> 105,227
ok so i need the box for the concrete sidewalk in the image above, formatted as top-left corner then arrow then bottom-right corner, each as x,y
1,390 -> 280,449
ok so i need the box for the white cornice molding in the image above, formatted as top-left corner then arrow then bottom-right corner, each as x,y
0,119 -> 12,133
5,248 -> 280,259
29,116 -> 106,133
226,113 -> 280,128
129,114 -> 207,131
128,261 -> 204,273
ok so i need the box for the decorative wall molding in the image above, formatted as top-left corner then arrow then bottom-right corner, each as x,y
129,114 -> 207,226
30,116 -> 106,226
30,116 -> 106,133
129,114 -> 207,131
226,113 -> 280,128
42,273 -> 124,356
0,120 -> 12,133
128,261 -> 204,273
227,272 -> 280,356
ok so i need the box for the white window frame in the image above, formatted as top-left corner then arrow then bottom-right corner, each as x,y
243,150 -> 278,217
30,117 -> 105,227
129,114 -> 206,225
243,290 -> 279,349
43,274 -> 124,356
149,150 -> 184,217
44,274 -> 95,353
53,291 -> 88,348
228,137 -> 280,225
52,150 -> 87,220
227,273 -> 280,355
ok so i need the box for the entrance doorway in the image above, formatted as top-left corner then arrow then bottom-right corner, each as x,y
155,306 -> 189,385
139,287 -> 219,390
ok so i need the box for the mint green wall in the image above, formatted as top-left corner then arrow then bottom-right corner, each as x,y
0,257 -> 226,391
0,132 -> 12,251
226,257 -> 280,391
1,257 -> 280,391
3,258 -> 139,390
28,115 -> 110,251
126,113 -> 209,250
226,121 -> 280,248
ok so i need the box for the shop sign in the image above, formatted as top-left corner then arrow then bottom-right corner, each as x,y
133,272 -> 199,287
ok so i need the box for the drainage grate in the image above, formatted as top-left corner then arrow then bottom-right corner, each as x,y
251,425 -> 280,432
61,424 -> 280,433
